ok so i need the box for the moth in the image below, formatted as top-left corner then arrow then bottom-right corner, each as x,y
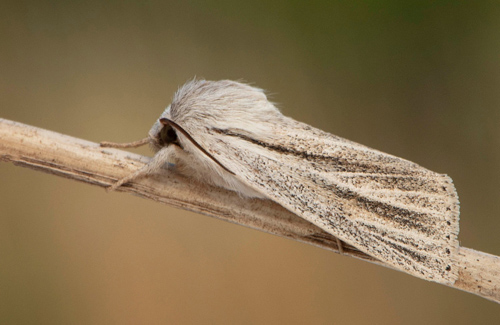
102,79 -> 460,284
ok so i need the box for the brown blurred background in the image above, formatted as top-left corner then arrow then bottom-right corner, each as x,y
1,1 -> 499,324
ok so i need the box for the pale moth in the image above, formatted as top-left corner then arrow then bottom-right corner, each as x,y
103,79 -> 460,285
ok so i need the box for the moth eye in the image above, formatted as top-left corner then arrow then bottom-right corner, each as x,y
159,125 -> 178,146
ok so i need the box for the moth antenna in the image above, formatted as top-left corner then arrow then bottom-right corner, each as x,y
160,118 -> 235,175
100,137 -> 150,148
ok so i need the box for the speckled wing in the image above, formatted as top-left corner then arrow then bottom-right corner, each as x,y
206,117 -> 460,284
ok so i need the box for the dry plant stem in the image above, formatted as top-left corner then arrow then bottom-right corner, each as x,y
1,118 -> 499,303
101,137 -> 150,148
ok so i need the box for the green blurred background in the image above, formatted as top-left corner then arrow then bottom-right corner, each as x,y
1,1 -> 499,323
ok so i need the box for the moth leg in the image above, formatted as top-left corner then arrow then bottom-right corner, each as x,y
107,146 -> 174,192
336,238 -> 345,255
100,137 -> 150,148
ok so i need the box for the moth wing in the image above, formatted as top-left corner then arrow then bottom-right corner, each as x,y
205,117 -> 460,284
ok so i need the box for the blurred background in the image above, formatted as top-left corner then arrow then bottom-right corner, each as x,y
1,1 -> 499,323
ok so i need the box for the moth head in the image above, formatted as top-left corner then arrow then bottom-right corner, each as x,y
148,112 -> 180,152
149,79 -> 283,152
157,121 -> 178,146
